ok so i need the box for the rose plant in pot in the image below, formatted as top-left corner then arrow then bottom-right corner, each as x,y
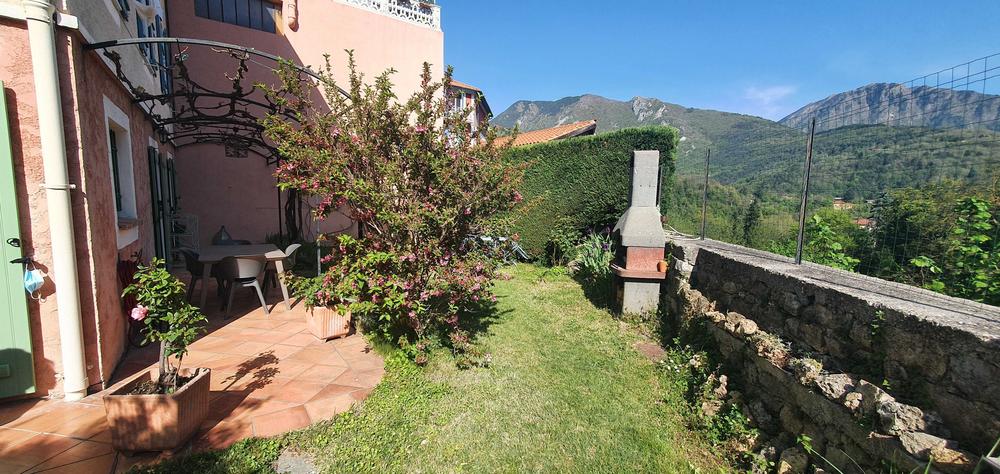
104,258 -> 209,452
287,268 -> 356,340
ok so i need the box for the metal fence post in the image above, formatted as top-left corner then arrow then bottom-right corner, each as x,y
700,148 -> 711,240
794,118 -> 817,264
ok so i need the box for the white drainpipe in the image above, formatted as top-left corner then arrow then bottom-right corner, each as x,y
22,0 -> 88,400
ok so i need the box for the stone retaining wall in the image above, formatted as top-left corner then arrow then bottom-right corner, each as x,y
663,236 -> 1000,472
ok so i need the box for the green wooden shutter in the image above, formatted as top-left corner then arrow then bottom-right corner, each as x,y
109,129 -> 122,212
147,146 -> 164,259
0,81 -> 36,397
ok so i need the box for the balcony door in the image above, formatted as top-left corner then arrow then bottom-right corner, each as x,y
0,81 -> 36,398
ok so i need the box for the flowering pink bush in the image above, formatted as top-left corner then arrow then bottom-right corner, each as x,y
130,304 -> 148,322
261,53 -> 524,352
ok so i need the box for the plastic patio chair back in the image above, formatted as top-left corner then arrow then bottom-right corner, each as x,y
218,256 -> 266,281
284,243 -> 302,267
177,248 -> 203,276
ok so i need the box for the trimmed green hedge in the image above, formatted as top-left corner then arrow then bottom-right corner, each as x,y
507,126 -> 678,256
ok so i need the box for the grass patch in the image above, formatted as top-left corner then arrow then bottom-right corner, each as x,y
134,264 -> 729,473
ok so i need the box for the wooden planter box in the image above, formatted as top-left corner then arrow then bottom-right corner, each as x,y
306,306 -> 352,340
103,367 -> 211,452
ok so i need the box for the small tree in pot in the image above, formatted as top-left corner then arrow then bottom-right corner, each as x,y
104,258 -> 210,451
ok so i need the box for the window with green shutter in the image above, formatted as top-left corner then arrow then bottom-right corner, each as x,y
109,128 -> 123,212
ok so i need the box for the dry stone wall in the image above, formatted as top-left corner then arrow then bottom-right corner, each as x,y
663,236 -> 999,472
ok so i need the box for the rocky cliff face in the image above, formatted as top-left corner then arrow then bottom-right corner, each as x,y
779,83 -> 1000,131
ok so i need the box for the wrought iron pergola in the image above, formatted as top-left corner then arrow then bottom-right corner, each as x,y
83,37 -> 345,164
84,37 -> 348,241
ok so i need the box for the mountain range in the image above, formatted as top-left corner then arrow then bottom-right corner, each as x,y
492,84 -> 1000,198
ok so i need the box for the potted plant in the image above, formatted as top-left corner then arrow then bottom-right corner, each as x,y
104,258 -> 209,452
287,272 -> 354,340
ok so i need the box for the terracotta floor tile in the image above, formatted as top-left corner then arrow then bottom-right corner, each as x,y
276,321 -> 307,334
308,384 -> 359,402
23,439 -> 113,472
246,331 -> 296,344
195,420 -> 252,451
229,398 -> 297,423
288,347 -> 348,367
303,393 -> 355,423
0,433 -> 80,468
188,335 -> 232,352
247,377 -> 293,400
0,290 -> 386,461
270,359 -> 314,380
202,354 -> 252,372
29,452 -> 116,474
340,356 -> 385,373
0,427 -> 39,450
241,319 -> 288,330
278,333 -> 320,347
0,399 -> 53,425
251,406 -> 311,437
9,403 -> 92,433
272,380 -> 328,404
87,429 -> 113,444
351,388 -> 374,401
332,369 -> 384,389
267,344 -> 303,359
223,341 -> 274,356
48,406 -> 108,440
294,364 -> 348,384
209,370 -> 239,391
205,392 -> 250,423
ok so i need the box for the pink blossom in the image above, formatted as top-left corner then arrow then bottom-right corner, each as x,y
130,304 -> 148,322
513,191 -> 523,204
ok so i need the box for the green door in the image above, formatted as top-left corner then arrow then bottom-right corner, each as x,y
0,81 -> 36,397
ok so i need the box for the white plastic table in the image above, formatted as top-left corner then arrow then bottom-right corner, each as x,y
197,244 -> 292,312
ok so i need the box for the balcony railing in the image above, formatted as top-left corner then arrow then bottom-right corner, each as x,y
337,0 -> 441,30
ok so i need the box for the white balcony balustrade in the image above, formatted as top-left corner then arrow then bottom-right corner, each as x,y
336,0 -> 441,30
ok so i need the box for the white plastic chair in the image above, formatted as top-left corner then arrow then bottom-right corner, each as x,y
218,256 -> 268,318
264,243 -> 302,292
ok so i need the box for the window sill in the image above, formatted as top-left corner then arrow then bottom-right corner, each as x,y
117,216 -> 139,230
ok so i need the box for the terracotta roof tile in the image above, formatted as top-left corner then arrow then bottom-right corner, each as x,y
449,79 -> 481,92
497,120 -> 598,147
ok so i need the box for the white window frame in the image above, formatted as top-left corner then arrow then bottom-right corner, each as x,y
104,96 -> 139,249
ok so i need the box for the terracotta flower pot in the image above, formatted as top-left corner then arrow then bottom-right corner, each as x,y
306,306 -> 352,340
103,367 -> 211,452
657,260 -> 668,273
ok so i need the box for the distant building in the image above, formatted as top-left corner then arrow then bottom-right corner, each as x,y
853,218 -> 874,229
448,79 -> 492,135
498,120 -> 598,147
833,197 -> 854,210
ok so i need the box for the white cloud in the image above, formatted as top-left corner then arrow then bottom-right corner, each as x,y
742,85 -> 798,120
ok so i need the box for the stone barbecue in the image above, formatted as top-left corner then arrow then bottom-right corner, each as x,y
610,150 -> 667,314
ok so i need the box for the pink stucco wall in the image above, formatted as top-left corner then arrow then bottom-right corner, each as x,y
166,0 -> 444,245
1,18 -> 161,398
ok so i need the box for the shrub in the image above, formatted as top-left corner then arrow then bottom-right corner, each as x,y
572,232 -> 614,280
260,53 -> 523,347
505,127 -> 678,256
121,258 -> 207,392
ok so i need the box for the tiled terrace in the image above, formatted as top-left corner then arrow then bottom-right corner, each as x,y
0,282 -> 384,473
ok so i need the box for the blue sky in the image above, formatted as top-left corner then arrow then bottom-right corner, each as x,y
438,0 -> 1000,120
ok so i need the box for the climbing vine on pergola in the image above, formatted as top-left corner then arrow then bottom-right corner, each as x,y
84,37 -> 348,240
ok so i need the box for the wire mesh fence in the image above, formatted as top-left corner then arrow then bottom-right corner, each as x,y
679,53 -> 1000,308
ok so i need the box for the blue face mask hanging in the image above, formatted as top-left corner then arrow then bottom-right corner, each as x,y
23,266 -> 44,299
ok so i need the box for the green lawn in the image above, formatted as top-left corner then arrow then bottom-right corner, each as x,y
138,264 -> 728,473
